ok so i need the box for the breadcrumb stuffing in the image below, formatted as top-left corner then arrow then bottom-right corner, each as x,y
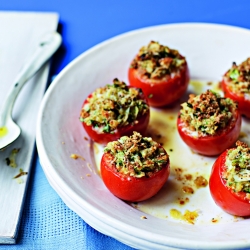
224,58 -> 250,95
80,79 -> 149,133
224,140 -> 250,194
179,90 -> 237,136
131,41 -> 186,80
104,131 -> 169,178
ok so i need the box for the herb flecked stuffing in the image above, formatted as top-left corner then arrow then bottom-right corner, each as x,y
224,58 -> 250,95
223,141 -> 250,198
179,90 -> 238,136
130,41 -> 186,80
104,132 -> 169,178
80,79 -> 149,133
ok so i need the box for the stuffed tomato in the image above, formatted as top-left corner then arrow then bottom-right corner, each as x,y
177,90 -> 241,156
101,131 -> 170,202
221,58 -> 250,118
209,141 -> 250,216
80,79 -> 150,145
128,41 -> 189,107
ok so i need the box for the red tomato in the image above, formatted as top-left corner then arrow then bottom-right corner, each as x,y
83,112 -> 149,145
81,88 -> 150,145
101,151 -> 170,202
222,79 -> 250,118
177,110 -> 242,156
209,150 -> 250,216
128,62 -> 189,107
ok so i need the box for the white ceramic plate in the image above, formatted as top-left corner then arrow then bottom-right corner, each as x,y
36,23 -> 250,250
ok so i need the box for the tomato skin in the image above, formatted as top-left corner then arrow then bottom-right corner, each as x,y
83,112 -> 149,145
128,62 -> 189,107
221,79 -> 250,118
100,152 -> 170,202
209,150 -> 250,216
177,110 -> 242,156
81,88 -> 150,145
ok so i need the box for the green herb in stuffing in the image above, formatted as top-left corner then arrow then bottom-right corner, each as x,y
80,79 -> 149,133
179,90 -> 237,136
224,58 -> 250,95
130,41 -> 186,80
104,131 -> 169,178
223,141 -> 250,198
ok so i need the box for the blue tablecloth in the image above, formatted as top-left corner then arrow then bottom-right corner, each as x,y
1,1 -> 250,249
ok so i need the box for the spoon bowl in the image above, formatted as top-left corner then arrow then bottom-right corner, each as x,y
0,31 -> 62,150
0,120 -> 20,150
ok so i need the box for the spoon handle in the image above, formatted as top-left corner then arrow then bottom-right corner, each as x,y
0,32 -> 62,127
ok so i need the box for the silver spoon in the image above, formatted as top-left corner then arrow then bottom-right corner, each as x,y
0,31 -> 62,150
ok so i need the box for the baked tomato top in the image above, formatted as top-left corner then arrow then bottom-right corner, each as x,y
80,79 -> 150,144
209,141 -> 250,217
100,131 -> 170,202
222,58 -> 250,118
177,90 -> 241,156
128,41 -> 189,107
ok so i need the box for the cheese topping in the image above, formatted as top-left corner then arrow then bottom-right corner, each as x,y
104,131 -> 169,178
80,79 -> 149,133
